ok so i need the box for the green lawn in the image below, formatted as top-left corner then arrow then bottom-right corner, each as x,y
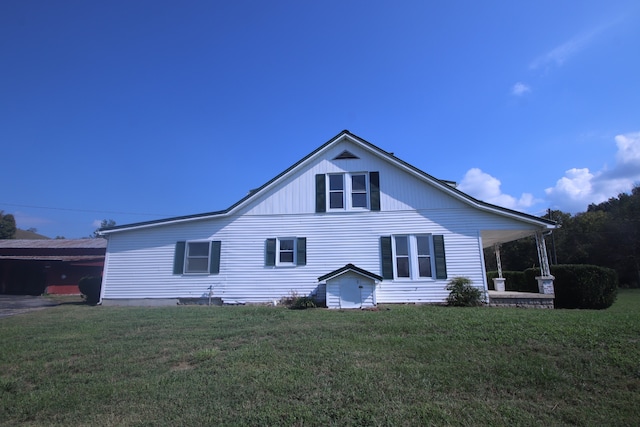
1,290 -> 639,426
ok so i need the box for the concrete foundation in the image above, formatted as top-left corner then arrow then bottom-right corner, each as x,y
487,291 -> 555,309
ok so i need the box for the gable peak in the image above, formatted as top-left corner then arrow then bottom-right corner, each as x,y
333,150 -> 360,160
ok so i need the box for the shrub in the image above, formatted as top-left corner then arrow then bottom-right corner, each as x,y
446,277 -> 482,307
278,291 -> 316,309
524,265 -> 618,309
78,276 -> 102,305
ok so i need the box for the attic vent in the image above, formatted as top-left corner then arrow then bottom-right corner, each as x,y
334,150 -> 359,160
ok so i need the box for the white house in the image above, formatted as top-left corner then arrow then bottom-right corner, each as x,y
99,130 -> 556,308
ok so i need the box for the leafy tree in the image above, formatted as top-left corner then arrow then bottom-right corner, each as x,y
93,219 -> 116,238
487,187 -> 640,287
0,211 -> 17,239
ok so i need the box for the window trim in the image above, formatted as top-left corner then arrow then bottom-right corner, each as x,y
266,237 -> 307,267
350,173 -> 369,209
277,237 -> 296,266
184,241 -> 212,274
391,234 -> 436,280
326,172 -> 370,211
174,240 -> 221,275
328,174 -> 345,210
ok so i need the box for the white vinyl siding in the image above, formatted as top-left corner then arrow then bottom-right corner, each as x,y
100,206 -> 532,304
100,137 -> 546,305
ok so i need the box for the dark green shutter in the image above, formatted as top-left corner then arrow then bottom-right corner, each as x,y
433,235 -> 447,279
296,237 -> 306,266
209,241 -> 221,274
173,241 -> 186,274
315,174 -> 326,213
380,236 -> 393,280
265,238 -> 276,266
370,172 -> 380,211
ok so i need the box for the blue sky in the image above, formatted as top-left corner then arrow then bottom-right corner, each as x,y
2,0 -> 639,238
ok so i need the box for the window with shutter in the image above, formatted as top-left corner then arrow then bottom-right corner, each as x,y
174,241 -> 221,275
266,237 -> 307,267
381,234 -> 446,280
321,172 -> 379,211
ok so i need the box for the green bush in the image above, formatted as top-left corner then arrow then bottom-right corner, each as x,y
446,277 -> 482,307
486,271 -> 535,292
524,265 -> 618,309
278,291 -> 316,309
78,276 -> 102,305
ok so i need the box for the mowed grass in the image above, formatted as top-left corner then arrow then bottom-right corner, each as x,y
1,291 -> 639,426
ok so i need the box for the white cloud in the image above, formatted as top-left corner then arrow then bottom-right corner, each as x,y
545,132 -> 640,212
92,219 -> 104,228
459,168 -> 537,211
511,82 -> 531,96
615,132 -> 640,165
530,23 -> 611,70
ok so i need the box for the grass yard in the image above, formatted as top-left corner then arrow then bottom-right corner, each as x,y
1,290 -> 639,426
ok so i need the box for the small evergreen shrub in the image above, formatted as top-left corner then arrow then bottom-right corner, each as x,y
524,265 -> 618,309
446,277 -> 482,307
78,276 -> 102,305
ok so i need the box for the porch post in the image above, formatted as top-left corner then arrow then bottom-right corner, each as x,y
493,243 -> 506,292
534,231 -> 555,294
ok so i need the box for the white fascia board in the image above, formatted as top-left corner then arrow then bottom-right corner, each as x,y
353,142 -> 556,230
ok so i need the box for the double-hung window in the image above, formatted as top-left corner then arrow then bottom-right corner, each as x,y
351,174 -> 368,208
416,235 -> 432,277
185,242 -> 210,273
381,234 -> 446,280
278,238 -> 295,265
329,174 -> 345,209
173,241 -> 222,275
327,172 -> 369,210
265,237 -> 307,267
316,172 -> 380,213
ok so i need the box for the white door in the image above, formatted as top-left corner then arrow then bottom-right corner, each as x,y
339,277 -> 362,309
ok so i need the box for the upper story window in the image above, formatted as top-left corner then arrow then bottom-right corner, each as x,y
351,174 -> 368,208
329,174 -> 345,209
327,172 -> 369,211
316,172 -> 380,213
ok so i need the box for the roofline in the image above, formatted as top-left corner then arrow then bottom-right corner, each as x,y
100,129 -> 556,234
318,263 -> 384,282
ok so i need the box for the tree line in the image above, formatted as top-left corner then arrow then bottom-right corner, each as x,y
485,186 -> 640,287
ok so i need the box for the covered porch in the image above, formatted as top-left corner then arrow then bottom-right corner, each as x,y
481,226 -> 556,308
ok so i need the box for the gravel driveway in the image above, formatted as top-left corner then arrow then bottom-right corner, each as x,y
0,295 -> 59,319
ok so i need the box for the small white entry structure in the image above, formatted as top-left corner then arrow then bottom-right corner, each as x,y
319,264 -> 382,309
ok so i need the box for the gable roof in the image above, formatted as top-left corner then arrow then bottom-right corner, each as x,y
318,264 -> 384,282
0,239 -> 107,262
100,130 -> 555,234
